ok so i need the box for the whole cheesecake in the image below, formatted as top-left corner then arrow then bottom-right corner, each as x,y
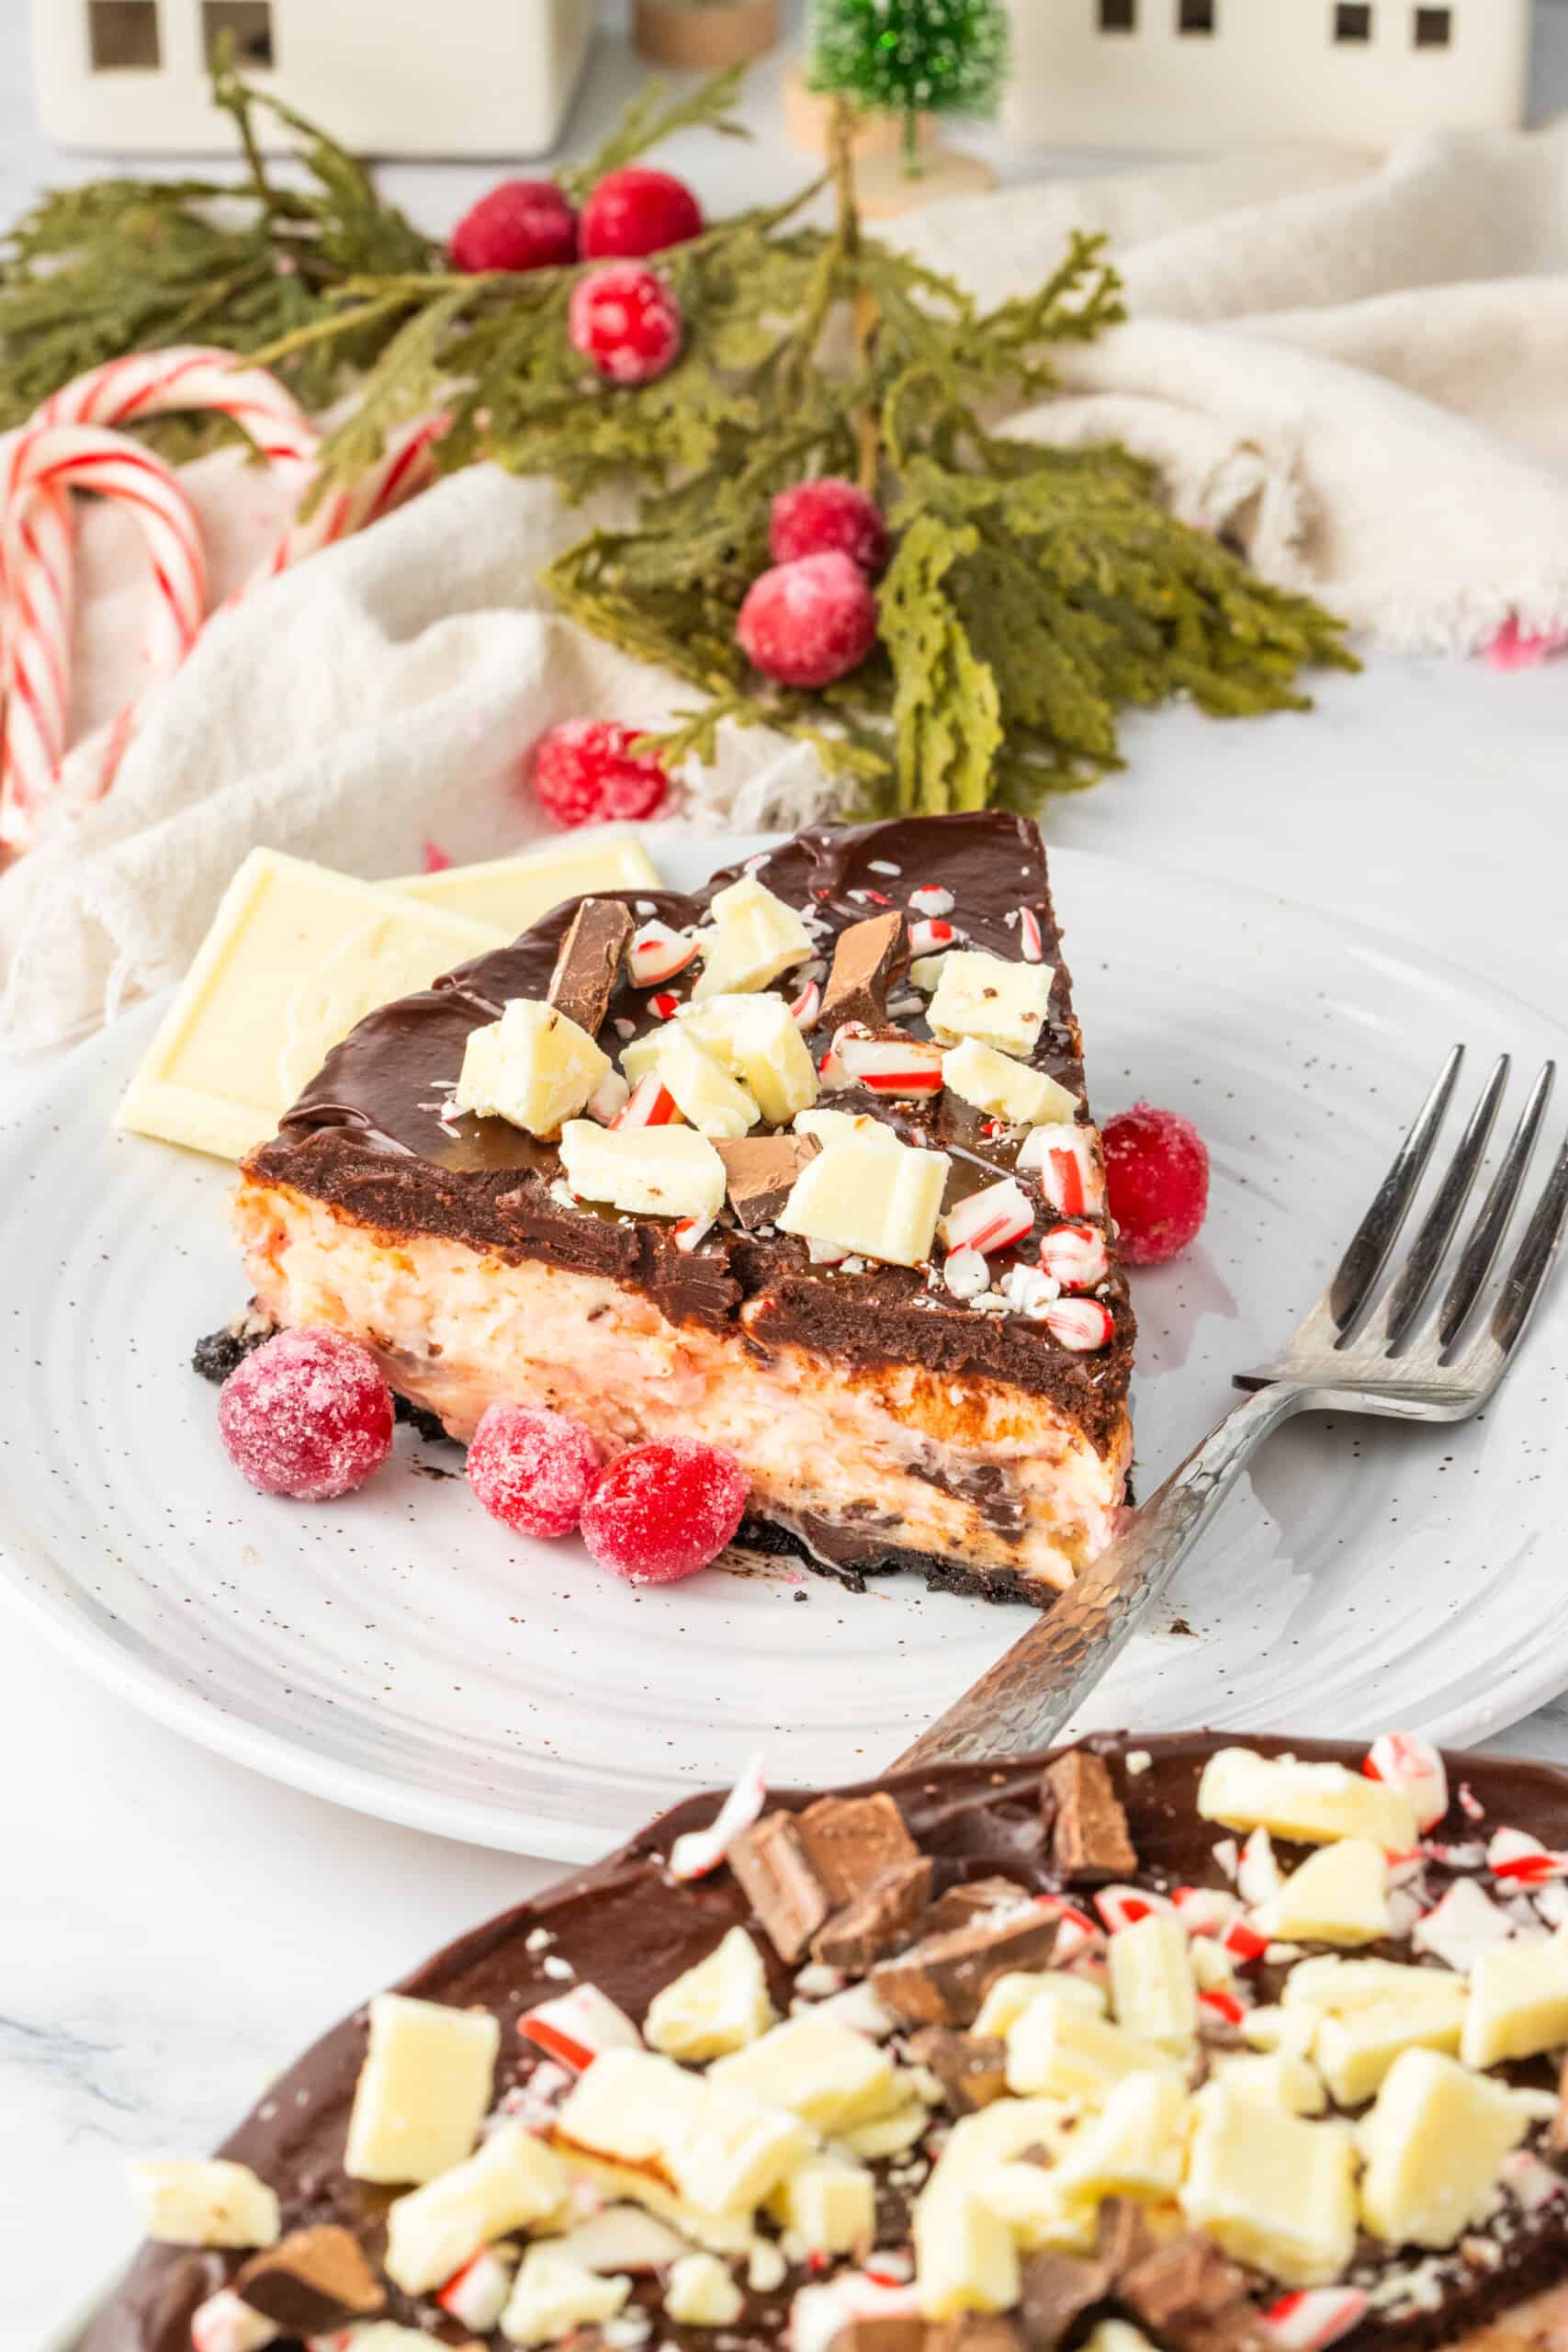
90,1733 -> 1568,2352
231,814 -> 1134,1603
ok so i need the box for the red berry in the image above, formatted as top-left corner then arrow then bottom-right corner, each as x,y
569,263 -> 683,387
579,1440 -> 749,1585
451,179 -> 578,275
468,1403 -> 603,1539
218,1327 -> 394,1500
580,166 -> 703,260
528,719 -> 670,830
1102,1102 -> 1211,1267
737,552 -> 879,690
771,478 -> 890,578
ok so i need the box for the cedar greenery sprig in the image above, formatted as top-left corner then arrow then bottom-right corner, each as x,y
0,61 -> 1356,812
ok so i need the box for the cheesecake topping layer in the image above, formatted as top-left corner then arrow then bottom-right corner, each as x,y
92,1735 -> 1568,2352
244,815 -> 1134,1435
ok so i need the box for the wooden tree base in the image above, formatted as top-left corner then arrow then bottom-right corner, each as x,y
633,0 -> 781,70
781,58 -> 934,159
852,144 -> 999,220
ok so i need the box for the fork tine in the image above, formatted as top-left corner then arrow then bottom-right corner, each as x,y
1328,1044 -> 1463,1333
1383,1054 -> 1510,1351
1485,1131 -> 1568,1360
1438,1060 -> 1556,1351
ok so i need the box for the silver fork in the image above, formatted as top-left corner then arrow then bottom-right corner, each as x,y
895,1046 -> 1568,1771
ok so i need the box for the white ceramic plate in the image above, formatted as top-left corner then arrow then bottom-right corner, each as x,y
4,838 -> 1566,1862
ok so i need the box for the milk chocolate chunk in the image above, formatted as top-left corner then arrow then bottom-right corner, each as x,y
233,2226 -> 383,2333
546,899 -> 635,1039
1120,2237 -> 1269,2351
906,2026 -> 1010,2113
795,1792 -> 922,1906
813,1858 -> 934,1972
1018,2250 -> 1113,2352
1043,1750 -> 1138,1884
728,1810 -> 832,1963
927,2318 -> 1024,2352
870,1905 -> 1058,2027
1095,2198 -> 1156,2278
828,2319 -> 927,2352
919,1877 -> 1032,1936
820,910 -> 909,1033
1552,2049 -> 1568,2155
716,1133 -> 821,1232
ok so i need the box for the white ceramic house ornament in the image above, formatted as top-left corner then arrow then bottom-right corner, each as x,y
1002,0 -> 1530,149
29,0 -> 593,157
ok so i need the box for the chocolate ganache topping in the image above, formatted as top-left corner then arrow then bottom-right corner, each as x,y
87,1734 -> 1568,2352
243,815 -> 1134,1449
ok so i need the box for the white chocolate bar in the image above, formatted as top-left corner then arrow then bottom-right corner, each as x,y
395,832 -> 660,932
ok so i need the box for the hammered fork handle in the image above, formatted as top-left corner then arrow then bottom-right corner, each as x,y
894,1383 -> 1309,1771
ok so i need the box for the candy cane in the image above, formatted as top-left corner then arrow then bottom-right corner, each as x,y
260,411 -> 446,575
35,345 -> 319,466
0,424 -> 206,849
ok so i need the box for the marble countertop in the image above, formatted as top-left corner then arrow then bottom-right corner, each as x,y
5,6 -> 1568,2348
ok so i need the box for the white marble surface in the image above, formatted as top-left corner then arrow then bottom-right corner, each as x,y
4,6 -> 1568,2349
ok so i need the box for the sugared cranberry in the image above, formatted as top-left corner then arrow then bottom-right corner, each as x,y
771,478 -> 890,579
468,1403 -> 603,1539
450,179 -> 578,274
579,1440 -> 749,1584
1102,1102 -> 1211,1266
580,167 -> 703,260
737,552 -> 879,690
219,1327 -> 394,1500
569,263 -> 683,386
528,719 -> 670,829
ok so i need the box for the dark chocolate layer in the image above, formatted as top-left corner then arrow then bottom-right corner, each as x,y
86,1735 -> 1568,2352
243,816 -> 1134,1452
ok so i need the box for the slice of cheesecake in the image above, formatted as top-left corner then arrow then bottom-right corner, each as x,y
233,812 -> 1134,1602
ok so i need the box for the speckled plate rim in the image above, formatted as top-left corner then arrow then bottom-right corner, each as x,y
2,835 -> 1567,1865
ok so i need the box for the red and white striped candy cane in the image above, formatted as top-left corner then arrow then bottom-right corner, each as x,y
0,424 -> 206,849
259,411 -> 446,576
35,345 -> 319,466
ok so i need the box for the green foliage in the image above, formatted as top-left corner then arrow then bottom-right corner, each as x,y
807,0 -> 1010,130
0,61 -> 1357,817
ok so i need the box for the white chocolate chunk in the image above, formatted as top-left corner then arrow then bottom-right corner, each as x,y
556,2050 -> 813,2220
1359,2049 -> 1527,2249
1051,2070 -> 1189,2202
1461,1938 -> 1568,2069
776,2157 -> 876,2256
1314,1995 -> 1465,2108
975,2165 -> 1098,2256
972,1970 -> 1106,2038
500,2246 -> 631,2346
1180,2083 -> 1357,2287
1197,1748 -> 1417,1850
384,2123 -> 568,2294
1253,1839 -> 1393,1948
942,1038 -> 1077,1127
656,1028 -> 761,1138
692,876 -> 816,1002
395,834 -> 660,930
1108,1914 -> 1198,2052
709,2013 -> 898,2133
1210,2051 -> 1328,2117
130,2160 -> 280,2250
1282,1956 -> 1457,2012
1083,2326 -> 1158,2352
558,1121 -> 726,1220
777,1133 -> 950,1269
454,1000 -> 610,1138
909,954 -> 956,993
344,1993 -> 501,2186
645,1928 -> 776,2062
1241,2006 -> 1320,2060
679,994 -> 819,1124
794,1107 -> 904,1151
914,2184 -> 1020,2317
664,2252 -> 744,2328
926,950 -> 1054,1058
1005,1996 -> 1181,2103
1412,1876 -> 1514,1973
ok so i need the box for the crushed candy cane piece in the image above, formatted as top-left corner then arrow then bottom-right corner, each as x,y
649,990 -> 682,1021
440,2247 -> 516,2333
1200,1987 -> 1248,2030
612,1074 -> 682,1130
1365,1734 -> 1450,1833
791,2272 -> 922,2352
1094,1883 -> 1175,1934
1019,1122 -> 1106,1216
939,1176 -> 1034,1258
908,885 -> 953,916
191,2292 -> 277,2352
1501,2149 -> 1568,2214
1171,1886 -> 1241,1938
836,1029 -> 945,1097
1017,907 -> 1044,962
669,1752 -> 767,1880
1487,1826 -> 1568,1884
1413,1876 -> 1514,1972
588,1070 -> 631,1126
627,921 -> 699,988
943,1247 -> 989,1301
908,918 -> 959,957
1042,1297 -> 1113,1351
673,1215 -> 715,1253
1265,2287 -> 1370,2350
519,1983 -> 643,2073
1037,1221 -> 1107,1291
789,978 -> 822,1029
1459,1781 -> 1487,1822
1237,1827 -> 1283,1907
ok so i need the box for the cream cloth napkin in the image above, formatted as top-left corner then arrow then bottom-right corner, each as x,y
6,117 -> 1568,1057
